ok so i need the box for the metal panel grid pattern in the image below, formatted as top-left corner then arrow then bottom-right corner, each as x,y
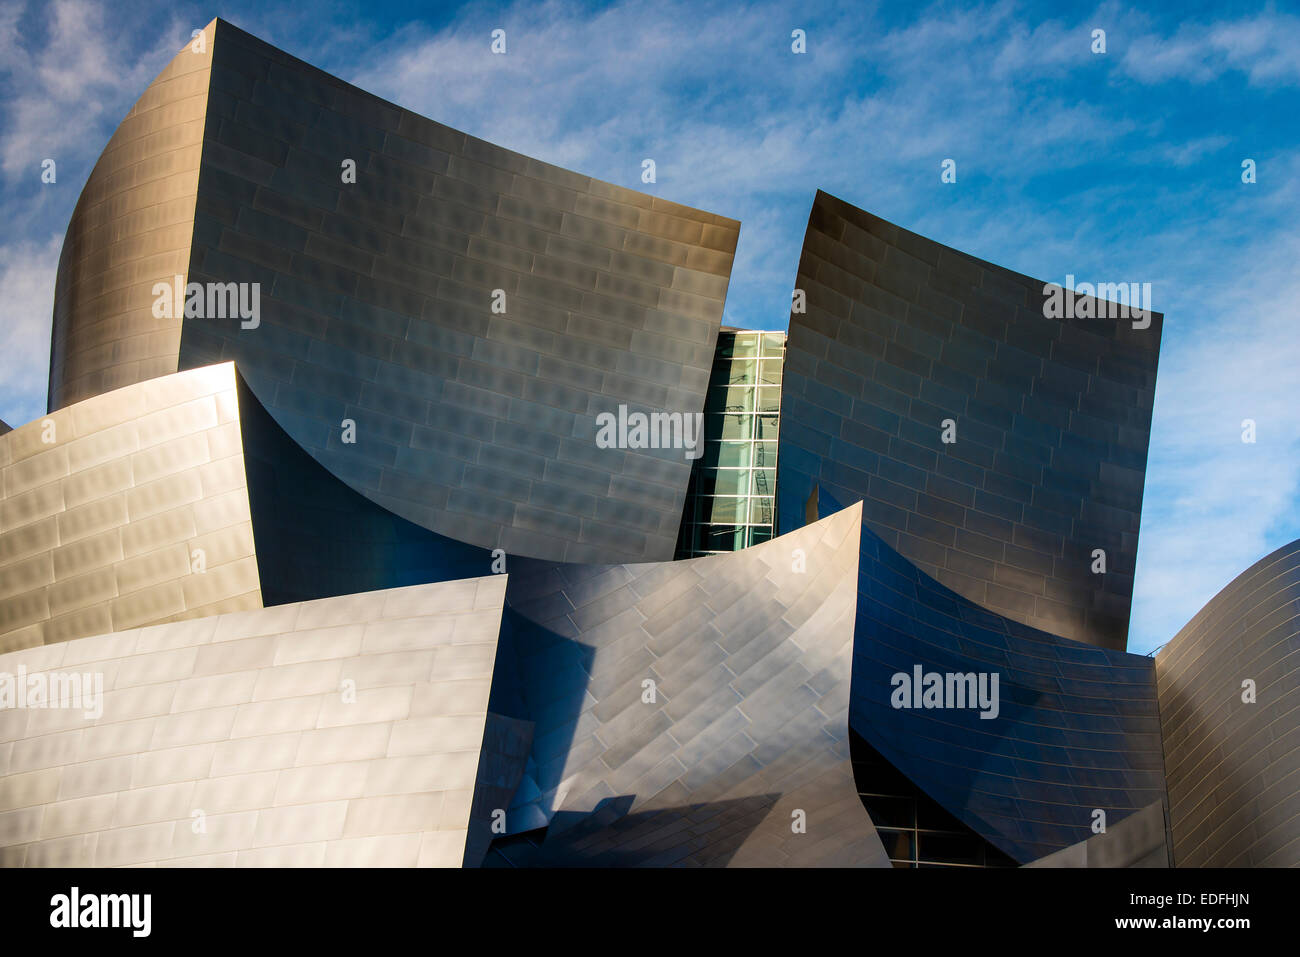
232,373 -> 493,607
0,364 -> 262,655
175,19 -> 739,565
850,517 -> 1167,863
489,504 -> 890,866
0,576 -> 506,867
1024,799 -> 1169,867
1156,540 -> 1300,867
675,330 -> 785,558
46,22 -> 215,412
778,191 -> 1162,649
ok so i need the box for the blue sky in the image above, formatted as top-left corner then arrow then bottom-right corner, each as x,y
1,0 -> 1297,654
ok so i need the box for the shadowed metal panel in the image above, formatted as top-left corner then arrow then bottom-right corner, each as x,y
848,509 -> 1166,864
177,19 -> 738,565
0,576 -> 505,867
1156,540 -> 1300,867
478,503 -> 890,866
849,729 -> 1019,867
0,363 -> 262,654
8,355 -> 500,655
233,373 -> 492,605
46,22 -> 216,412
779,191 -> 1162,650
1023,800 -> 1170,867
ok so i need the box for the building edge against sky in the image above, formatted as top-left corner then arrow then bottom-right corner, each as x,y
48,17 -> 739,568
1,18 -> 1297,868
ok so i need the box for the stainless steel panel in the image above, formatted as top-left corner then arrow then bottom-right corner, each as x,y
1157,540 -> 1300,866
0,576 -> 506,867
0,363 -> 261,651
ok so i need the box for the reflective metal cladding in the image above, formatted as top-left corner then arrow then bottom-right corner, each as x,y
1,362 -> 493,655
0,577 -> 507,867
48,18 -> 740,567
1,363 -> 263,655
46,22 -> 216,412
775,192 -> 1170,864
1157,540 -> 1300,867
779,190 -> 1162,651
849,514 -> 1166,864
14,14 -> 1297,871
481,504 -> 890,867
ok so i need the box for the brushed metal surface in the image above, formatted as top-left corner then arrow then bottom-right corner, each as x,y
1156,539 -> 1300,867
847,512 -> 1167,864
1023,800 -> 1170,867
1,363 -> 261,653
46,22 -> 215,412
180,20 -> 737,565
779,190 -> 1162,650
0,576 -> 506,867
479,503 -> 890,866
49,17 -> 740,566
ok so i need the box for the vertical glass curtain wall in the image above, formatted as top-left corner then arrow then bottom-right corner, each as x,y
675,330 -> 786,558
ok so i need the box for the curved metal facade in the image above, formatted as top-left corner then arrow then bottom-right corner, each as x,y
1023,800 -> 1169,867
25,17 -> 1300,871
182,20 -> 737,564
233,374 -> 491,606
2,362 -> 499,655
46,22 -> 215,412
48,19 -> 739,566
1156,540 -> 1300,867
0,577 -> 507,867
481,504 -> 890,866
848,513 -> 1166,863
779,191 -> 1161,650
0,363 -> 262,655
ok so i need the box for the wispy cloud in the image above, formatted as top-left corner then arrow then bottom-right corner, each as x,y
1120,11 -> 1300,86
0,234 -> 59,427
1130,159 -> 1300,648
0,0 -> 184,179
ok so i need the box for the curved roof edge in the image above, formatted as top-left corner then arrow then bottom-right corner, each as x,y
779,190 -> 1163,650
1155,537 -> 1300,866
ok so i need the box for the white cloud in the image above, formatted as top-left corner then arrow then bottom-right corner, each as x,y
1120,12 -> 1300,86
1128,159 -> 1300,652
0,0 -> 183,177
0,235 -> 60,427
0,0 -> 191,423
348,0 -> 1152,246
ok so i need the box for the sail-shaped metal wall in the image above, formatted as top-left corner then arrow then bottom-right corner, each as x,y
478,504 -> 890,867
47,18 -> 739,567
47,22 -> 216,411
779,191 -> 1162,651
777,193 -> 1170,863
16,16 -> 1300,871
